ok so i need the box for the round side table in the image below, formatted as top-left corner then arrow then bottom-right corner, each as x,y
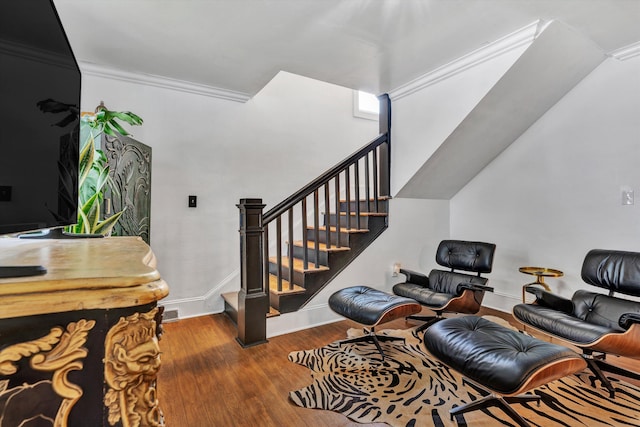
519,266 -> 563,303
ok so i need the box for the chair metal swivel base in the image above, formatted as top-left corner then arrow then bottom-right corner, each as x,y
407,311 -> 444,332
338,327 -> 405,360
584,351 -> 640,398
451,379 -> 540,427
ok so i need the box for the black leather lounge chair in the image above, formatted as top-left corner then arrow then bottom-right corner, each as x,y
513,249 -> 640,397
393,240 -> 496,332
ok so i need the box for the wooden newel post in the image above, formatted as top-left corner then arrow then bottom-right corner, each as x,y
237,198 -> 269,347
378,93 -> 391,197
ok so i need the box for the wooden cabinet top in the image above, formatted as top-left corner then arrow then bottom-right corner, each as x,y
0,236 -> 169,318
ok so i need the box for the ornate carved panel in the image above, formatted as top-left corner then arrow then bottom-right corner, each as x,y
0,319 -> 95,426
103,133 -> 152,244
104,308 -> 164,427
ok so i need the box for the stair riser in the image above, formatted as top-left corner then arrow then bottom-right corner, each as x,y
339,200 -> 387,214
324,213 -> 370,229
268,262 -> 309,286
224,301 -> 238,324
305,229 -> 352,246
290,245 -> 329,265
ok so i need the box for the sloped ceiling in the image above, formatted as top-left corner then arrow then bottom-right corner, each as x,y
396,20 -> 606,199
51,0 -> 640,98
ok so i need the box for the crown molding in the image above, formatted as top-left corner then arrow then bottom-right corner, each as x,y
609,41 -> 640,61
389,20 -> 543,101
79,61 -> 251,103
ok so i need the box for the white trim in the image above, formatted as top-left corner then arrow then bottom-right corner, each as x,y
266,302 -> 342,338
389,20 -> 543,101
609,41 -> 640,61
79,61 -> 251,103
159,268 -> 240,319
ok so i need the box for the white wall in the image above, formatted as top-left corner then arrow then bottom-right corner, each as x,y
390,42 -> 530,196
80,70 -> 378,318
451,55 -> 640,311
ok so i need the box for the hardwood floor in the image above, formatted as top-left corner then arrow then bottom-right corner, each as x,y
158,313 -> 389,427
157,308 -> 640,426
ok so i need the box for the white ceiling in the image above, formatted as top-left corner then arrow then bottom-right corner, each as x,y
52,0 -> 640,98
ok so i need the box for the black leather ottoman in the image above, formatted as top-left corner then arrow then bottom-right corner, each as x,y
329,285 -> 421,359
424,316 -> 586,427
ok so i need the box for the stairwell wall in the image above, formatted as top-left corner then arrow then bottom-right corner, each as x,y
450,55 -> 640,312
79,70 -> 378,319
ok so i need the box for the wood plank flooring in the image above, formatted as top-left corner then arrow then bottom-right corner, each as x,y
158,312 -> 387,427
157,308 -> 640,426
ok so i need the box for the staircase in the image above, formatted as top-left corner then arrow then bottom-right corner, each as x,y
224,94 -> 391,346
265,197 -> 389,314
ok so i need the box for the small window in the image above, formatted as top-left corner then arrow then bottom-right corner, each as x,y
353,90 -> 379,121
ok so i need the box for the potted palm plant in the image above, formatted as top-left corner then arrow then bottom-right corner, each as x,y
66,106 -> 143,236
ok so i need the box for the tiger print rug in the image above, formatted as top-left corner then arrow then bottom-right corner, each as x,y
288,324 -> 640,426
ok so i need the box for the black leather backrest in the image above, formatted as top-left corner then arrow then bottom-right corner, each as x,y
581,249 -> 640,297
572,290 -> 640,330
436,240 -> 496,274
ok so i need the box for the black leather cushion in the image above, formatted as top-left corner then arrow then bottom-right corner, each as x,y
436,240 -> 496,274
526,288 -> 574,314
328,286 -> 419,326
512,302 -> 618,344
424,316 -> 581,395
582,249 -> 640,297
392,282 -> 453,307
393,271 -> 487,307
428,269 -> 487,294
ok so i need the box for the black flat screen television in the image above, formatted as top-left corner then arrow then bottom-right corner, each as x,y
0,0 -> 81,277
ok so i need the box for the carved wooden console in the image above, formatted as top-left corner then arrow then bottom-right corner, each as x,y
0,236 -> 169,427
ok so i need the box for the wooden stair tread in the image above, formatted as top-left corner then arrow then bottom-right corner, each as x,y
222,291 -> 238,311
339,196 -> 391,202
267,306 -> 280,318
222,291 -> 280,318
310,225 -> 369,233
269,256 -> 330,272
290,240 -> 351,252
338,211 -> 387,217
268,274 -> 306,295
340,196 -> 392,201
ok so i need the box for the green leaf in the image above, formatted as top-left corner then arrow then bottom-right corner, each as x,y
78,134 -> 95,187
77,208 -> 90,234
108,118 -> 129,136
107,111 -> 143,126
93,210 -> 125,236
95,167 -> 110,194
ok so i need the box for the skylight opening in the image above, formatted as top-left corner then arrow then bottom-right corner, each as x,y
353,90 -> 379,121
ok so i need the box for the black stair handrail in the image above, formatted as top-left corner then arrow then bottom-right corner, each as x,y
263,132 -> 390,225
